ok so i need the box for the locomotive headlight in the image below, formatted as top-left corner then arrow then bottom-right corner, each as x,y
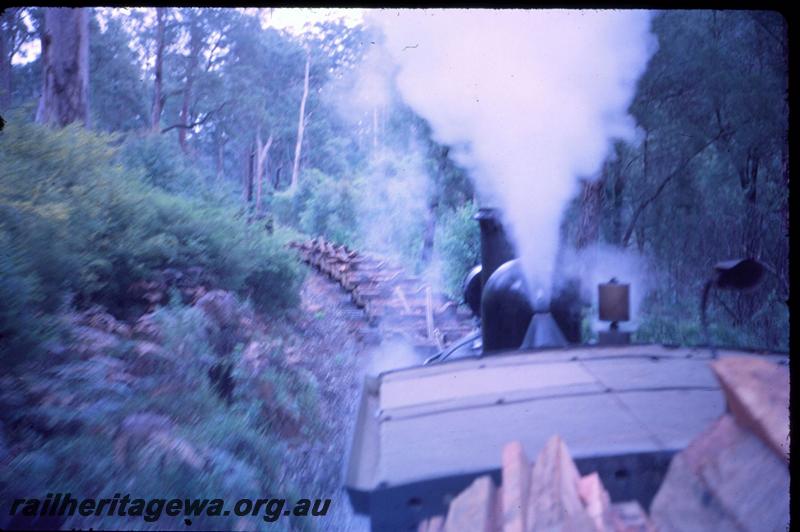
598,278 -> 631,345
598,278 -> 630,325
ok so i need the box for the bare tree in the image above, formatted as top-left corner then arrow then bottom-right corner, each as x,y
243,144 -> 254,204
149,7 -> 166,132
575,177 -> 605,249
290,50 -> 310,192
177,10 -> 201,153
254,129 -> 274,214
35,8 -> 89,127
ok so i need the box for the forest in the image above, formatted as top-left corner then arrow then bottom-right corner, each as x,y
0,8 -> 789,532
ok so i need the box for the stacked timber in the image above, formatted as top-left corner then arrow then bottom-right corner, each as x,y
419,355 -> 789,532
417,437 -> 653,532
290,237 -> 476,351
649,355 -> 789,532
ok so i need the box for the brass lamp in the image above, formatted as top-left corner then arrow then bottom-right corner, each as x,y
598,278 -> 631,345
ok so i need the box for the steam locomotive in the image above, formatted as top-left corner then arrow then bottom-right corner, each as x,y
344,207 -> 785,531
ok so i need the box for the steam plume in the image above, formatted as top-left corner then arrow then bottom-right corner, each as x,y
371,9 -> 656,296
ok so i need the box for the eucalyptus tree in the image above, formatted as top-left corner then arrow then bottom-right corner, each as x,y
89,14 -> 149,132
562,10 -> 790,349
218,15 -> 308,209
626,11 -> 787,284
156,8 -> 237,155
35,8 -> 90,127
0,8 -> 38,111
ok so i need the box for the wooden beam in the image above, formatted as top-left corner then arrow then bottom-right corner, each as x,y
444,475 -> 498,532
526,435 -> 595,531
710,356 -> 789,461
501,441 -> 530,532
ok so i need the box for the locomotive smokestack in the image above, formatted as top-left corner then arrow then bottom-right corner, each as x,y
475,207 -> 516,288
475,207 -> 520,353
475,208 -> 570,354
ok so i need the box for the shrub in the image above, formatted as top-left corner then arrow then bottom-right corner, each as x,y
119,133 -> 207,193
354,151 -> 430,269
0,296 -> 320,531
298,169 -> 360,246
0,119 -> 302,319
635,290 -> 789,351
0,231 -> 50,368
435,201 -> 480,300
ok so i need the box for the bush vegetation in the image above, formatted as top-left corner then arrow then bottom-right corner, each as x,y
0,296 -> 319,530
434,201 -> 480,300
0,119 -> 303,368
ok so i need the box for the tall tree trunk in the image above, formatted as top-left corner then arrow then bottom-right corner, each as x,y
215,134 -> 225,182
740,148 -> 761,258
0,24 -> 8,111
178,12 -> 201,154
419,200 -> 438,267
0,8 -> 16,110
290,51 -> 310,192
611,166 -> 625,246
247,147 -> 255,204
254,129 -> 274,215
149,7 -> 165,132
243,144 -> 254,205
733,147 -> 762,324
35,8 -> 90,127
575,175 -> 604,249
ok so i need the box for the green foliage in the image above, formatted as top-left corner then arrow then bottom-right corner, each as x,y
558,11 -> 788,351
635,287 -> 789,351
0,232 -> 50,367
435,201 -> 480,300
119,134 -> 207,193
298,169 -> 360,246
0,298 -> 318,531
89,14 -> 148,132
0,119 -> 301,321
354,151 -> 431,269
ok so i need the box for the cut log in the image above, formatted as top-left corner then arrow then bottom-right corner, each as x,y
444,475 -> 498,532
649,414 -> 789,532
710,356 -> 789,461
578,472 -> 614,532
526,435 -> 595,532
292,236 -> 475,349
501,441 -> 530,532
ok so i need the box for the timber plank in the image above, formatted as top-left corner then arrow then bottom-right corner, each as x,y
578,472 -> 614,532
444,475 -> 498,532
710,356 -> 789,461
526,435 -> 595,532
649,414 -> 789,532
501,441 -> 530,532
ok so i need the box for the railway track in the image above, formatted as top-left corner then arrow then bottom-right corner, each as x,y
290,238 -> 477,355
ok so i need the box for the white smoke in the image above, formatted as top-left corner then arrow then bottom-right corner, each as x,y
366,339 -> 426,376
324,36 -> 434,270
556,243 -> 652,330
369,9 -> 656,297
